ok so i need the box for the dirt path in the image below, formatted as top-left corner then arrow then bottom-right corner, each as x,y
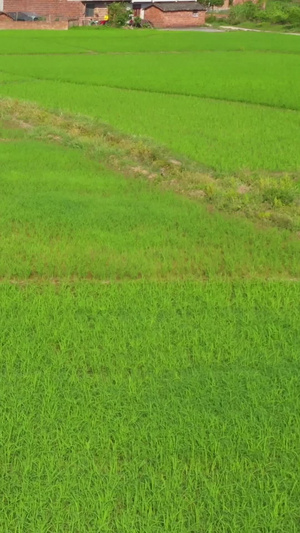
220,25 -> 300,35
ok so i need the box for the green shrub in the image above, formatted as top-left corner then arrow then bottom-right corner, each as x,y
286,4 -> 300,25
228,2 -> 260,24
108,2 -> 131,27
265,2 -> 300,25
139,18 -> 154,28
133,16 -> 142,27
206,14 -> 217,22
228,0 -> 300,26
262,186 -> 295,206
265,2 -> 289,23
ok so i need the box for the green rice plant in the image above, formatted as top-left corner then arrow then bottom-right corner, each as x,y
0,72 -> 24,83
0,281 -> 299,531
1,79 -> 299,173
1,32 -> 300,174
1,49 -> 300,110
0,32 -> 299,532
1,51 -> 300,110
1,28 -> 300,55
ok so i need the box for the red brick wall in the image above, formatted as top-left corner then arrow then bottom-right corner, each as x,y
0,18 -> 70,27
145,6 -> 206,28
2,0 -> 85,19
94,6 -> 108,19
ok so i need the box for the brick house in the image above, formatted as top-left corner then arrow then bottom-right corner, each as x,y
1,0 -> 84,20
1,0 -> 131,22
0,9 -> 70,26
0,0 -> 124,21
83,0 -> 206,26
81,0 -> 128,22
142,2 -> 206,27
1,0 -> 207,27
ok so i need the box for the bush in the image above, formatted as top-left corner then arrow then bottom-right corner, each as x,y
228,0 -> 300,27
262,186 -> 295,206
132,16 -> 142,27
108,2 -> 131,27
206,14 -> 217,22
140,19 -> 154,28
286,5 -> 300,25
228,2 -> 260,24
265,2 -> 289,24
265,2 -> 300,25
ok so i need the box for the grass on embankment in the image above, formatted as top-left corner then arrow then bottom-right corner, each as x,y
1,98 -> 299,232
0,118 -> 299,280
1,77 -> 300,175
0,281 -> 299,532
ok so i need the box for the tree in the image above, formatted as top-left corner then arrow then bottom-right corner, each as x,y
108,3 -> 131,26
200,0 -> 225,7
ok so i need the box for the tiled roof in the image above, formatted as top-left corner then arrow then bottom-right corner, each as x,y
146,2 -> 207,11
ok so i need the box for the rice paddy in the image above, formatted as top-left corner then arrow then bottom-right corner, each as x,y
0,29 -> 299,532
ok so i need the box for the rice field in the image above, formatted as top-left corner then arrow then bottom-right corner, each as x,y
1,32 -> 300,172
1,281 -> 299,532
0,29 -> 300,532
1,27 -> 300,54
0,31 -> 300,172
2,50 -> 300,109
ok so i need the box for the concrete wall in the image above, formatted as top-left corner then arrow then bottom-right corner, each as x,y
145,6 -> 206,27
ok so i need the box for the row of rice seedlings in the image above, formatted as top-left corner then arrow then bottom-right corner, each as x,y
2,50 -> 299,111
1,29 -> 300,55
